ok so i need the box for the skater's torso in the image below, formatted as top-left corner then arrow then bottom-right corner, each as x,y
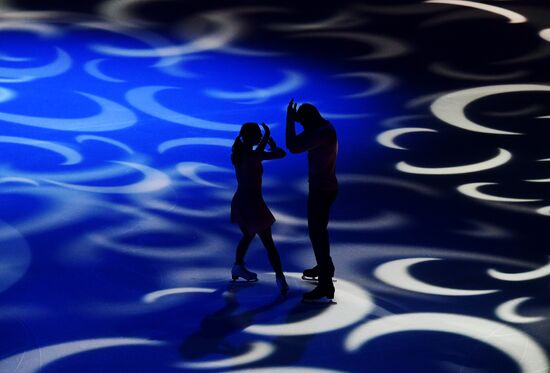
235,151 -> 263,190
307,123 -> 338,191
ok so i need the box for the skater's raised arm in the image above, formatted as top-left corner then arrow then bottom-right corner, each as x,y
285,98 -> 299,152
260,137 -> 286,160
288,129 -> 326,154
254,122 -> 270,154
286,99 -> 326,154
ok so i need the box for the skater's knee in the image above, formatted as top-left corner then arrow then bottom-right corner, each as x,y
240,233 -> 254,243
308,216 -> 328,229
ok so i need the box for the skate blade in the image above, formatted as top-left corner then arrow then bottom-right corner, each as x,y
301,275 -> 318,281
300,276 -> 337,283
301,297 -> 336,305
230,277 -> 258,283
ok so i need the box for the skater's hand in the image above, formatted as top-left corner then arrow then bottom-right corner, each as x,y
287,98 -> 297,120
261,122 -> 270,137
268,136 -> 277,149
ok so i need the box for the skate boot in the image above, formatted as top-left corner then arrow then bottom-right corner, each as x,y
231,264 -> 258,282
276,274 -> 289,296
301,266 -> 336,282
301,265 -> 320,281
302,283 -> 335,304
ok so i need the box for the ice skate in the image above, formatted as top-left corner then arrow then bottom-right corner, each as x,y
231,264 -> 258,282
302,284 -> 336,304
301,265 -> 336,282
301,265 -> 319,281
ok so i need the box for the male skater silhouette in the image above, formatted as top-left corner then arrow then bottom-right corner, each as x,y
285,99 -> 338,302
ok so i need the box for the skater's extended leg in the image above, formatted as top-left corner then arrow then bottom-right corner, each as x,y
259,227 -> 288,295
258,227 -> 283,275
235,225 -> 254,265
307,190 -> 337,286
232,226 -> 258,282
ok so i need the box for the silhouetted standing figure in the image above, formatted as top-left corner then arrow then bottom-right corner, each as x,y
230,122 -> 289,295
286,99 -> 338,302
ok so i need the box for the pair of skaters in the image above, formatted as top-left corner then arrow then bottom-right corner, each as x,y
230,99 -> 338,302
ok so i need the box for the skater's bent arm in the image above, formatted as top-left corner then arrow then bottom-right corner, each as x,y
285,98 -> 325,153
285,98 -> 300,153
260,148 -> 286,160
260,137 -> 286,160
255,122 -> 270,154
287,129 -> 325,154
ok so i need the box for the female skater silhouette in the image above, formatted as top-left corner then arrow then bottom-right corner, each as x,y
230,122 -> 289,295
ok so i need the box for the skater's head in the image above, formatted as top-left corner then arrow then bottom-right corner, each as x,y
296,103 -> 327,130
231,122 -> 262,165
239,122 -> 262,146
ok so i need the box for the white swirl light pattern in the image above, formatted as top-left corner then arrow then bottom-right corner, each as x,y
0,338 -> 164,373
178,342 -> 275,369
245,273 -> 374,337
0,135 -> 82,165
376,127 -> 437,150
84,58 -> 126,83
204,70 -> 305,104
143,287 -> 217,303
374,257 -> 498,296
495,297 -> 546,324
430,84 -> 550,135
345,313 -> 548,373
126,86 -> 242,132
397,148 -> 512,175
457,182 -> 542,203
76,134 -> 134,154
45,161 -> 171,194
424,0 -> 528,24
488,257 -> 550,282
0,47 -> 71,82
0,91 -> 137,131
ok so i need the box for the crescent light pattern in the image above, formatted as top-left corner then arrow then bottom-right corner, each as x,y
495,297 -> 546,324
0,135 -> 82,165
126,86 -> 242,132
397,148 -> 511,175
45,161 -> 171,194
376,127 -> 437,150
0,91 -> 137,132
457,182 -> 542,203
424,0 -> 528,24
178,341 -> 275,369
488,257 -> 550,281
374,257 -> 499,296
245,273 -> 374,336
430,84 -> 550,135
0,338 -> 164,373
345,313 -> 548,373
142,287 -> 217,303
525,158 -> 550,182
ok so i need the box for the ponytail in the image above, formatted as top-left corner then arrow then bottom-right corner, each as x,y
231,135 -> 243,165
231,122 -> 259,165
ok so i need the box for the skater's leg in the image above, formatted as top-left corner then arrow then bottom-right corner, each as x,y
259,227 -> 288,294
258,227 -> 283,276
235,225 -> 255,265
307,189 -> 337,286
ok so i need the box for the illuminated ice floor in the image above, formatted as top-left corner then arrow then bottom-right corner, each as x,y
0,1 -> 549,372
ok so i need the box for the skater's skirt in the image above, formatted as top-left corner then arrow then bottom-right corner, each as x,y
231,187 -> 275,235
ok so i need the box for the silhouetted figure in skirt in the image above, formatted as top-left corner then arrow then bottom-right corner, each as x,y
230,122 -> 289,295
